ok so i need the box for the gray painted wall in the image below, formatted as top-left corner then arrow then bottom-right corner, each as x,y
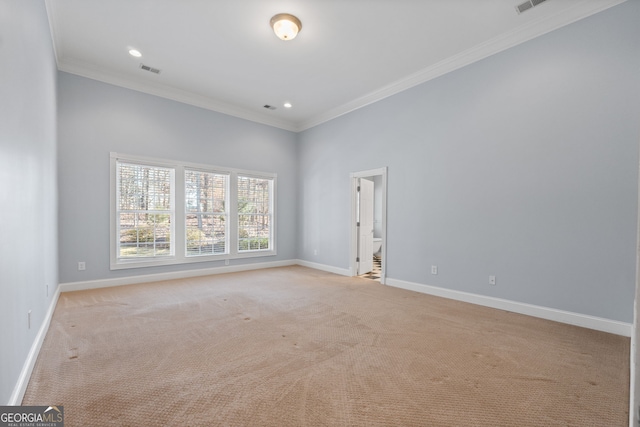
297,1 -> 640,323
57,73 -> 298,283
0,0 -> 58,404
4,0 -> 639,409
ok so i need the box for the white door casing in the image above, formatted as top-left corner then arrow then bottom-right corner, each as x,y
349,167 -> 387,282
358,178 -> 374,275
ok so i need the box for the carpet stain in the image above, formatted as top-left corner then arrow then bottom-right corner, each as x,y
430,376 -> 449,384
68,347 -> 79,360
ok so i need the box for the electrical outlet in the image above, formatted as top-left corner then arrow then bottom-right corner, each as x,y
28,310 -> 32,329
431,265 -> 438,275
314,249 -> 318,256
225,259 -> 229,266
489,275 -> 496,285
78,261 -> 86,271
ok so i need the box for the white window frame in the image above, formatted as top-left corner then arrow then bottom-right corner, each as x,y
237,174 -> 275,253
110,152 -> 277,270
184,168 -> 230,258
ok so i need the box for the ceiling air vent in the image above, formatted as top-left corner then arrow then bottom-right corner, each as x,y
140,64 -> 161,74
263,105 -> 276,110
516,0 -> 548,14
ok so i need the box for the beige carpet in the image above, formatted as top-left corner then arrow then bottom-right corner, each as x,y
23,266 -> 629,426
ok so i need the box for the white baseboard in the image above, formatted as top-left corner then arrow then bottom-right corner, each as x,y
12,262 -> 632,408
295,259 -> 351,277
8,286 -> 61,405
386,277 -> 632,337
630,320 -> 636,427
59,259 -> 297,292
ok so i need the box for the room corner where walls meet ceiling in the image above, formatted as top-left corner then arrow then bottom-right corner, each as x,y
44,0 -> 628,133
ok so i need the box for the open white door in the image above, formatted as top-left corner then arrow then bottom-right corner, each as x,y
350,167 -> 387,282
358,178 -> 374,274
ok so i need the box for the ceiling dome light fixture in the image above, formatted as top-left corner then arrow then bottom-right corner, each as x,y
270,13 -> 302,41
128,49 -> 142,58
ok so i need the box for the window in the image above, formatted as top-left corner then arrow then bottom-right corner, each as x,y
116,161 -> 175,259
111,153 -> 276,270
238,176 -> 273,252
185,170 -> 228,256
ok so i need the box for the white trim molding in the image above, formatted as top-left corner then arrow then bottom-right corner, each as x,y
630,130 -> 640,426
386,277 -> 631,337
13,261 -> 631,407
60,260 -> 351,294
349,168 -> 388,281
54,59 -> 299,133
60,260 -> 353,294
46,0 -> 626,133
296,0 -> 627,131
60,260 -> 297,293
296,259 -> 351,277
8,287 -> 61,405
109,152 -> 277,271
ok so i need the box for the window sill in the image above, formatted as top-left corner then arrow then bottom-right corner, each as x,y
110,250 -> 277,270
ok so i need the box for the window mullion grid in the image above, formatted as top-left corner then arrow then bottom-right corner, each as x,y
174,165 -> 184,260
269,179 -> 275,249
236,175 -> 273,252
116,210 -> 167,260
115,161 -> 122,259
112,153 -> 275,270
229,172 -> 239,256
184,170 -> 230,257
224,173 -> 231,255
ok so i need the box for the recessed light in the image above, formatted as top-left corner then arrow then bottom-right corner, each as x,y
284,102 -> 292,108
128,49 -> 142,58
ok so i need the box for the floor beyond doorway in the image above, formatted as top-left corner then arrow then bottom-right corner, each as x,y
358,255 -> 381,281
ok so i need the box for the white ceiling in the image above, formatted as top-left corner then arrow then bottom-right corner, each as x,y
45,0 -> 625,132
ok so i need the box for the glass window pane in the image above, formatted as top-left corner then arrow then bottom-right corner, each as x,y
238,175 -> 272,252
118,163 -> 172,211
116,161 -> 174,260
185,170 -> 228,257
185,170 -> 228,214
186,214 -> 227,256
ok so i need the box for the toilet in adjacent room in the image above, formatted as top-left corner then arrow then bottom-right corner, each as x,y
372,237 -> 382,255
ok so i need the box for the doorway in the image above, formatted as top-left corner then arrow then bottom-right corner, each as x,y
350,167 -> 387,283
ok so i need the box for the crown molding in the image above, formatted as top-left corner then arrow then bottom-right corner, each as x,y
47,0 -> 626,134
44,0 -> 62,70
295,0 -> 627,132
57,60 -> 300,133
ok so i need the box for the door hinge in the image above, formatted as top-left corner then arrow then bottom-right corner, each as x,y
356,257 -> 360,262
357,186 -> 360,192
356,221 -> 360,227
